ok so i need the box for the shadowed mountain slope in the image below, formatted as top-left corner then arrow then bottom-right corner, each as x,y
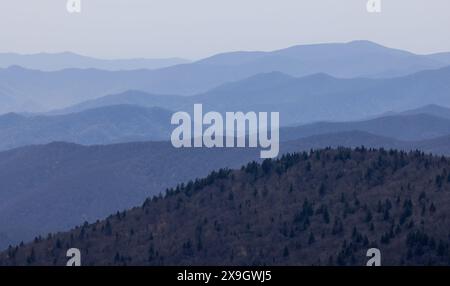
1,148 -> 450,266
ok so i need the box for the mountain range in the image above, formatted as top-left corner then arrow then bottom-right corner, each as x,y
1,40 -> 450,264
1,103 -> 450,151
2,40 -> 450,114
281,113 -> 450,142
52,65 -> 450,126
0,52 -> 189,71
0,105 -> 172,150
197,40 -> 446,78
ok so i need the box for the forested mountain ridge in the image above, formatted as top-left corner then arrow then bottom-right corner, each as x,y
1,148 -> 449,266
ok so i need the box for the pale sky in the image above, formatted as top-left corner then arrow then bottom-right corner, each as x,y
0,0 -> 449,59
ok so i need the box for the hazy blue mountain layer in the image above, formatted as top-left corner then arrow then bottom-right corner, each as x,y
0,52 -> 189,71
2,41 -> 449,113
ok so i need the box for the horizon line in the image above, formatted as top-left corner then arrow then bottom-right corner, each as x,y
1,40 -> 449,62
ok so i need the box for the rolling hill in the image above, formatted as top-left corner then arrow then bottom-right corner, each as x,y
399,104 -> 450,119
0,129 -> 450,250
1,148 -> 449,265
51,90 -> 183,116
0,105 -> 173,150
0,66 -> 174,114
280,113 -> 450,142
0,141 -> 259,250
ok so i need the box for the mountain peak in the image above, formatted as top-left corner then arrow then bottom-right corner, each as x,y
346,40 -> 383,47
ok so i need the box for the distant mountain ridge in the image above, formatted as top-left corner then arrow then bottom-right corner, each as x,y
2,41 -> 450,114
198,40 -> 447,78
0,52 -> 189,71
399,104 -> 450,119
56,65 -> 450,126
427,52 -> 450,65
2,102 -> 450,151
281,113 -> 450,142
0,105 -> 173,150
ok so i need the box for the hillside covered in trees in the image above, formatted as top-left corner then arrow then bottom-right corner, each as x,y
1,147 -> 450,266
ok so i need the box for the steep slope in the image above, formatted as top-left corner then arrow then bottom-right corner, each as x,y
1,148 -> 449,266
